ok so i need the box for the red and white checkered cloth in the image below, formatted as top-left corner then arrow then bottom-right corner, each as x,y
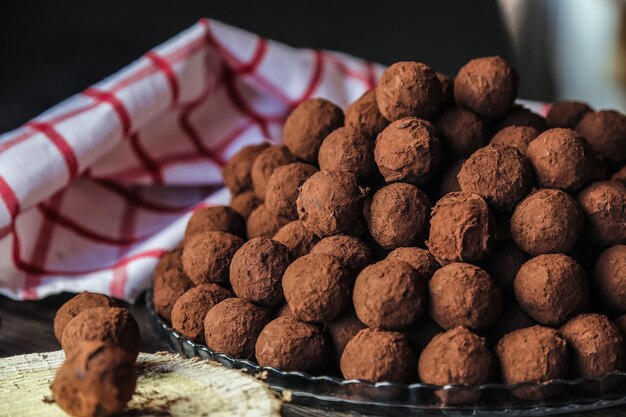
0,19 -> 386,301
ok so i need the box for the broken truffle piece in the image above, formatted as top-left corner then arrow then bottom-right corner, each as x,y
577,181 -> 626,247
318,127 -> 378,183
547,100 -> 593,128
222,143 -> 269,195
489,125 -> 541,156
575,110 -> 626,164
326,310 -> 367,357
230,190 -> 262,219
54,292 -> 117,344
152,268 -> 194,323
491,105 -> 548,133
273,220 -> 319,259
435,106 -> 485,159
593,245 -> 626,312
251,145 -> 296,199
265,162 -> 318,220
246,204 -> 291,239
344,89 -> 389,138
184,206 -> 246,241
385,247 -> 440,281
484,241 -> 528,294
310,235 -> 373,275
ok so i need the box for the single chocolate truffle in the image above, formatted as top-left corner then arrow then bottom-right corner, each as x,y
222,143 -> 269,194
436,72 -> 454,108
310,235 -> 373,275
454,56 -> 518,118
435,106 -> 485,159
429,263 -> 502,331
326,310 -> 367,356
353,260 -> 426,330
577,181 -> 626,246
385,247 -> 440,281
54,292 -> 117,344
273,220 -> 319,258
594,245 -> 626,312
251,145 -> 296,199
496,325 -> 569,384
296,170 -> 367,237
256,316 -> 329,373
230,237 -> 292,307
427,192 -> 495,265
404,315 -> 444,352
204,298 -> 271,359
152,268 -> 194,322
283,253 -> 351,322
612,164 -> 626,185
344,89 -> 389,138
52,342 -> 136,417
246,204 -> 291,239
170,283 -> 232,342
547,100 -> 593,128
182,231 -> 244,285
340,328 -> 417,383
318,127 -> 378,183
376,61 -> 442,121
230,190 -> 262,219
526,128 -> 595,192
560,313 -> 624,377
514,254 -> 589,326
265,162 -> 318,219
486,299 -> 534,345
484,241 -> 528,294
438,159 -> 465,197
375,117 -> 441,184
154,247 -> 184,277
575,110 -> 626,164
62,307 -> 141,360
184,206 -> 246,241
366,183 -> 431,249
283,98 -> 344,164
491,105 -> 548,133
511,189 -> 584,255
489,125 -> 541,156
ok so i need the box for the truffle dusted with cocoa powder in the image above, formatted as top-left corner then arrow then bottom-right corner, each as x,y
152,268 -> 194,323
182,231 -> 243,285
273,220 -> 319,258
171,283 -> 232,342
594,245 -> 626,312
204,298 -> 272,359
376,61 -> 442,121
575,110 -> 626,164
577,181 -> 626,246
222,143 -> 269,195
547,100 -> 593,128
251,145 -> 296,199
184,206 -> 246,241
318,127 -> 378,183
54,292 -> 117,344
489,125 -> 541,156
283,98 -> 344,164
246,204 -> 291,239
265,162 -> 318,220
310,235 -> 373,275
438,159 -> 464,197
344,90 -> 389,138
154,247 -> 184,277
327,310 -> 367,356
385,247 -> 440,281
435,106 -> 485,159
484,241 -> 528,294
491,105 -> 548,133
514,254 -> 589,326
230,190 -> 262,219
436,72 -> 454,108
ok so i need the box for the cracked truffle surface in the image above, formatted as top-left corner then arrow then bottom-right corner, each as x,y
310,235 -> 373,275
273,220 -> 319,259
547,101 -> 593,129
54,292 -> 117,344
318,127 -> 378,183
246,204 -> 291,239
251,145 -> 296,199
575,110 -> 626,164
345,89 -> 389,138
593,245 -> 626,312
577,181 -> 626,246
489,125 -> 540,156
435,106 -> 485,159
385,247 -> 440,281
222,143 -> 269,195
182,231 -> 244,285
265,162 -> 318,220
184,206 -> 246,241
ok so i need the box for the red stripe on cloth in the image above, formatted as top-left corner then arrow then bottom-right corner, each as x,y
146,51 -> 180,105
93,180 -> 192,213
28,122 -> 79,180
83,88 -> 132,135
223,70 -> 271,138
365,61 -> 377,89
321,52 -> 371,85
110,201 -> 137,298
0,176 -> 20,221
129,133 -> 164,184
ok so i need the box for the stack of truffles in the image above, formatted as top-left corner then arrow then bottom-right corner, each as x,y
153,56 -> 626,399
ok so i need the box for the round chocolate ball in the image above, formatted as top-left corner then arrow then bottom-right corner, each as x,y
204,298 -> 272,359
170,283 -> 232,342
54,292 -> 117,344
318,127 -> 377,183
283,98 -> 344,164
560,313 -> 624,377
256,316 -> 329,373
283,253 -> 351,322
184,206 -> 246,241
427,191 -> 495,265
230,190 -> 262,219
576,110 -> 626,164
222,143 -> 269,194
181,231 -> 244,285
547,100 -> 593,129
152,268 -> 194,323
310,235 -> 373,275
491,105 -> 548,133
438,159 -> 465,197
454,56 -> 518,118
265,162 -> 318,220
326,310 -> 367,357
436,72 -> 455,108
511,189 -> 584,255
296,170 -> 367,238
344,89 -> 389,138
251,145 -> 296,199
526,128 -> 595,192
246,204 -> 291,239
376,61 -> 442,121
577,181 -> 626,246
230,237 -> 292,307
489,125 -> 541,156
154,247 -> 184,277
484,241 -> 528,294
612,164 -> 626,185
435,106 -> 485,159
273,220 -> 319,259
375,117 -> 441,185
514,254 -> 589,326
385,247 -> 440,281
594,245 -> 626,312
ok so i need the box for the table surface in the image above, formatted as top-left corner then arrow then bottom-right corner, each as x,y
0,293 -> 624,417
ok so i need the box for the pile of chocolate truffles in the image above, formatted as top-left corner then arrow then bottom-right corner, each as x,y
153,56 -> 626,399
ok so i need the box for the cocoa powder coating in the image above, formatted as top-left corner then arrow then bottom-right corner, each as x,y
489,125 -> 541,156
593,245 -> 626,312
273,220 -> 319,259
251,145 -> 296,199
246,203 -> 291,239
575,110 -> 626,164
222,143 -> 269,194
310,235 -> 373,275
547,100 -> 593,128
345,89 -> 389,138
491,105 -> 548,133
152,268 -> 193,323
54,292 -> 117,344
181,231 -> 244,285
265,162 -> 318,220
435,106 -> 485,159
154,247 -> 184,277
577,181 -> 626,246
318,126 -> 378,183
326,309 -> 367,356
438,159 -> 465,197
385,247 -> 440,281
230,190 -> 262,219
184,206 -> 246,241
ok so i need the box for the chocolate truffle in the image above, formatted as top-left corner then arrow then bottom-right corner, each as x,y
374,117 -> 441,184
484,241 -> 528,294
283,98 -> 344,164
230,190 -> 262,219
547,100 -> 593,128
511,189 -> 584,255
62,307 -> 141,360
273,220 -> 319,258
427,192 -> 495,265
385,247 -> 440,281
496,325 -> 569,384
438,159 -> 464,197
326,310 -> 367,356
366,183 -> 431,249
560,313 -> 624,377
486,299 -> 534,345
344,89 -> 389,138
283,253 -> 351,322
204,298 -> 271,359
436,72 -> 454,108
154,247 -> 184,277
514,254 -> 589,326
612,164 -> 626,185
296,170 -> 367,237
576,110 -> 626,164
52,342 -> 136,417
340,328 -> 417,383
246,204 -> 291,239
310,235 -> 373,275
229,237 -> 292,307
222,143 -> 269,194
454,56 -> 518,118
376,61 -> 442,121
577,181 -> 626,246
251,145 -> 296,199
265,162 -> 318,219
404,315 -> 444,352
170,283 -> 232,342
492,105 -> 548,133
435,106 -> 485,159
489,125 -> 541,156
458,144 -> 533,212
182,231 -> 244,285
594,245 -> 626,312
54,292 -> 117,344
318,127 -> 378,183
526,128 -> 595,192
256,316 -> 329,373
184,206 -> 246,241
429,263 -> 502,331
353,260 -> 426,330
152,268 -> 193,322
